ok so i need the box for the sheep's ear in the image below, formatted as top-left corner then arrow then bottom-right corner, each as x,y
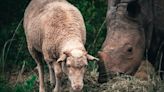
64,51 -> 71,57
57,54 -> 67,63
87,54 -> 99,61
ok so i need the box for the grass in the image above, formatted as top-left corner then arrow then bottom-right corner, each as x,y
14,74 -> 37,92
0,55 -> 163,92
0,74 -> 37,92
0,19 -> 36,92
81,60 -> 163,92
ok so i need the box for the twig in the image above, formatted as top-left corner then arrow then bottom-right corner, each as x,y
15,60 -> 26,85
4,18 -> 23,63
1,39 -> 15,74
158,52 -> 163,75
87,19 -> 106,50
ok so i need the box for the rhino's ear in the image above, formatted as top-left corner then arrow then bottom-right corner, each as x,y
87,54 -> 99,61
127,0 -> 141,18
108,0 -> 120,8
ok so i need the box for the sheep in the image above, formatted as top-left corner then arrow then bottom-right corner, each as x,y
23,0 -> 98,92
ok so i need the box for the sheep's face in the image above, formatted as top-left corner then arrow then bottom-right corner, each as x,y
65,55 -> 88,91
58,49 -> 98,91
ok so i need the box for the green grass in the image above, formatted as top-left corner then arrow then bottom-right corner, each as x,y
0,75 -> 37,92
14,75 -> 37,92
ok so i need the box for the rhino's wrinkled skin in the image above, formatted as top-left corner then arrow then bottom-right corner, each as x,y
98,0 -> 145,83
98,0 -> 164,82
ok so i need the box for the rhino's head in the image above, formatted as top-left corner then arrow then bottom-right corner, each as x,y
98,0 -> 145,79
98,27 -> 145,75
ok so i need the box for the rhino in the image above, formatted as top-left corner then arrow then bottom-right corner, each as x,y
98,0 -> 164,82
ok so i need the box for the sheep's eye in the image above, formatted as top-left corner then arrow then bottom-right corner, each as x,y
67,64 -> 71,68
79,66 -> 83,69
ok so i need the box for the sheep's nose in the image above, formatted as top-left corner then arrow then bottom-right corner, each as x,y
73,85 -> 82,91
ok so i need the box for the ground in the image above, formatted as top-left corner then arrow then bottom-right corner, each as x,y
7,60 -> 164,92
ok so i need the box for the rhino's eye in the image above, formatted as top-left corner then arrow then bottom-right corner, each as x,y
127,47 -> 133,53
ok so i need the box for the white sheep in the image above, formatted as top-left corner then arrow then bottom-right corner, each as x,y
23,0 -> 98,92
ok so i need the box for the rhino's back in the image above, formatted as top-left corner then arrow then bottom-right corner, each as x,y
154,0 -> 164,37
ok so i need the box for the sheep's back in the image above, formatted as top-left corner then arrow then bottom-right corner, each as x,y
24,1 -> 86,52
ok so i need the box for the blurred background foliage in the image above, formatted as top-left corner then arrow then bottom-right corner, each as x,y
0,0 -> 107,91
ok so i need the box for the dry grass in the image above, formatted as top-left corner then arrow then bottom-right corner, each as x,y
6,60 -> 163,92
81,60 -> 162,92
